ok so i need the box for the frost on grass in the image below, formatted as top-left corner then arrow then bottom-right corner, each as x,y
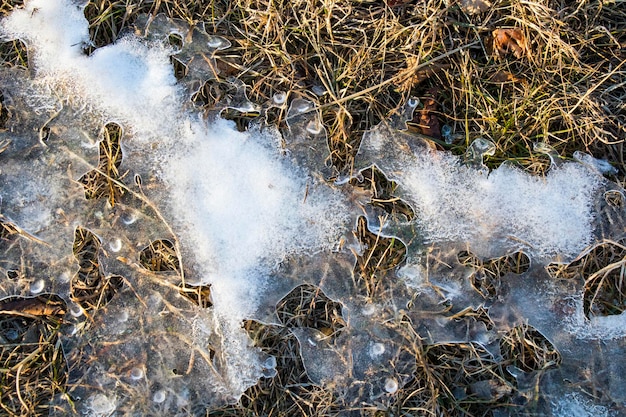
0,0 -> 626,416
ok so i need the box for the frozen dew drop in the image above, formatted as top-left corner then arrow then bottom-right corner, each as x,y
311,85 -> 327,96
261,356 -> 277,377
130,367 -> 144,381
5,328 -> 19,341
464,137 -> 496,170
109,238 -> 122,252
272,92 -> 286,105
153,389 -> 167,403
384,378 -> 399,394
263,355 -> 277,369
407,97 -> 419,108
29,279 -> 45,294
370,342 -> 385,357
441,124 -> 453,143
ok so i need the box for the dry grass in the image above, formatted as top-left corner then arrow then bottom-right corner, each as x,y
0,0 -> 625,415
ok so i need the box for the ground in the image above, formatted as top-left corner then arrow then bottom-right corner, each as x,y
0,0 -> 625,416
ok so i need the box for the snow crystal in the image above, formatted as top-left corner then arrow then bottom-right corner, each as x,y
358,126 -> 603,261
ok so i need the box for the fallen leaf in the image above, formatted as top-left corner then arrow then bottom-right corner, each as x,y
489,70 -> 526,84
492,28 -> 530,59
460,0 -> 492,14
418,90 -> 441,139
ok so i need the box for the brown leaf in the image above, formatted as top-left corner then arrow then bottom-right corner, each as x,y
460,0 -> 492,14
418,92 -> 441,139
489,70 -> 526,84
0,296 -> 66,318
492,28 -> 530,59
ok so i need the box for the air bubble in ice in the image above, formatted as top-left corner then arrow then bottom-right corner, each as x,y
117,309 -> 129,323
306,120 -> 323,135
370,342 -> 385,357
29,279 -> 45,294
58,270 -> 71,283
153,389 -> 167,403
207,35 -> 231,50
109,238 -> 122,252
88,393 -> 116,415
121,211 -> 137,225
272,92 -> 286,105
70,304 -> 84,317
130,367 -> 144,381
384,378 -> 398,393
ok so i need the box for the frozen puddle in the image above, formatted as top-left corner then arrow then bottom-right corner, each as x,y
0,0 -> 625,415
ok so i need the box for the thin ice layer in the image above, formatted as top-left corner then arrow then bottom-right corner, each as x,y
0,0 -> 350,411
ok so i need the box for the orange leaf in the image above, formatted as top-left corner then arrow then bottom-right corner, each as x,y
492,28 -> 530,59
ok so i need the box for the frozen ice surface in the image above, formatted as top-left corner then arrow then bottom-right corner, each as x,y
552,392 -> 615,417
1,0 -> 626,415
355,123 -> 604,261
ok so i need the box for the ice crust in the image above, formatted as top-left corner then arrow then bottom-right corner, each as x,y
0,0 -> 625,416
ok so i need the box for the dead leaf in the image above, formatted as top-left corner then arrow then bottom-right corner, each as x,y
418,90 -> 441,139
0,295 -> 66,318
397,57 -> 450,93
489,70 -> 526,84
492,28 -> 530,59
460,0 -> 492,15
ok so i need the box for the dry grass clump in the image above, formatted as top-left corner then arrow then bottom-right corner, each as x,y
210,321 -> 337,416
0,294 -> 67,417
458,250 -> 530,299
500,324 -> 561,373
355,216 -> 407,300
276,283 -> 346,339
78,122 -> 126,206
71,226 -> 124,312
2,0 -> 625,174
547,240 -> 626,318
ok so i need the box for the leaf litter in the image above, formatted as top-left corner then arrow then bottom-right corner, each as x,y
0,0 -> 625,416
